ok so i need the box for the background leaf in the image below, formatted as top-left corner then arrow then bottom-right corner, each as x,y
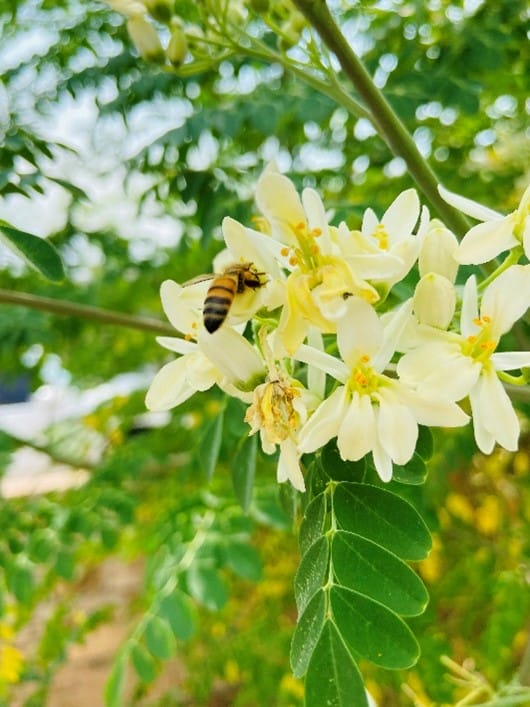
186,565 -> 228,611
232,433 -> 257,511
143,615 -> 177,660
0,221 -> 64,281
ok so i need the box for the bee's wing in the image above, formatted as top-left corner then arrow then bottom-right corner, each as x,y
181,273 -> 216,287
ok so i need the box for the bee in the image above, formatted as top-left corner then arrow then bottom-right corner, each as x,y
186,262 -> 266,333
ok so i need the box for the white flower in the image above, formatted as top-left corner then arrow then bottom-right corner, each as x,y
439,182 -> 530,264
397,265 -> 530,453
355,189 -> 425,290
245,374 -> 310,492
297,298 -> 468,481
242,332 -> 320,492
253,165 -> 385,352
145,280 -> 265,411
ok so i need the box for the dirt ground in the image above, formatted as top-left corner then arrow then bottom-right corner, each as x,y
12,558 -> 190,707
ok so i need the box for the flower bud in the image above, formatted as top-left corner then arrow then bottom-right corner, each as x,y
106,0 -> 146,17
167,26 -> 188,67
144,0 -> 172,23
418,219 -> 459,282
127,15 -> 165,64
413,273 -> 456,330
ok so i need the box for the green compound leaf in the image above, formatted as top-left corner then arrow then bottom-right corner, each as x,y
293,480 -> 430,697
105,650 -> 127,707
231,433 -> 257,512
131,642 -> 157,683
158,590 -> 196,641
143,615 -> 177,660
332,531 -> 428,617
198,409 -> 224,479
291,589 -> 326,679
223,540 -> 262,582
392,452 -> 428,485
329,585 -> 420,669
333,482 -> 432,561
416,425 -> 434,461
299,492 -> 327,556
0,221 -> 64,281
294,535 -> 330,615
186,564 -> 228,611
305,621 -> 369,707
320,441 -> 366,482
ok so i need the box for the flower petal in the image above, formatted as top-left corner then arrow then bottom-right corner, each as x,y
294,344 -> 349,384
198,328 -> 264,388
222,217 -> 284,277
145,357 -> 198,411
336,393 -> 375,461
399,385 -> 469,427
361,207 -> 378,238
413,274 -> 456,330
374,299 -> 414,371
397,342 -> 481,401
371,438 -> 393,482
523,215 -> 530,260
160,279 -> 205,334
472,371 -> 519,451
336,297 -> 382,367
481,265 -> 530,337
156,336 -> 197,355
460,275 -> 479,338
302,188 -> 332,253
298,386 -> 348,453
306,328 -> 326,398
491,351 -> 530,371
456,217 -> 518,264
376,391 -> 417,466
382,189 -> 420,243
438,184 -> 503,221
277,438 -> 305,492
418,223 -> 459,282
255,172 -> 305,244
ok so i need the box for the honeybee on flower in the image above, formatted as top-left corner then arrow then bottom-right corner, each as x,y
146,163 -> 530,491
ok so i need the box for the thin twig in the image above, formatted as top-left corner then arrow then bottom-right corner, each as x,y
0,288 -> 175,336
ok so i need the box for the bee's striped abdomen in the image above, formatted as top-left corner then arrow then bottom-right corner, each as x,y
203,276 -> 238,333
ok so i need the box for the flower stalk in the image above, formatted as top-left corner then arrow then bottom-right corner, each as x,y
0,288 -> 175,336
291,0 -> 471,237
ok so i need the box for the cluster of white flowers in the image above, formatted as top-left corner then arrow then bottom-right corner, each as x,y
146,166 -> 530,492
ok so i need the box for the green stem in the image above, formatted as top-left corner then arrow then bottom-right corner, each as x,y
292,0 -> 471,237
244,38 -> 372,121
0,289 -> 175,336
477,247 -> 524,291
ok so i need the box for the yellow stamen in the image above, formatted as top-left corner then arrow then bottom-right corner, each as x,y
373,223 -> 389,250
